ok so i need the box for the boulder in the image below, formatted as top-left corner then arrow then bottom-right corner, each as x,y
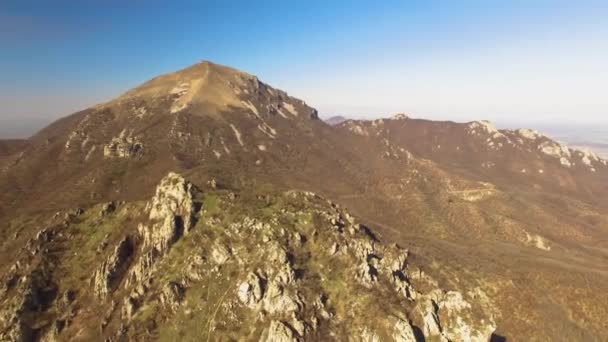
237,272 -> 264,307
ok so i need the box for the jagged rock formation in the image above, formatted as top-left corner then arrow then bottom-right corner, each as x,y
103,131 -> 143,159
93,236 -> 133,298
0,227 -> 61,342
0,173 -> 497,341
264,320 -> 298,342
140,171 -> 198,252
1,62 -> 608,341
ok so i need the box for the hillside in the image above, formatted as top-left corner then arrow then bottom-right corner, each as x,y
1,61 -> 607,341
0,173 -> 498,341
0,140 -> 27,158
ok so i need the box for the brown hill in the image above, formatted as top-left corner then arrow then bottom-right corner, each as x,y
1,62 -> 607,341
0,139 -> 27,157
337,116 -> 608,204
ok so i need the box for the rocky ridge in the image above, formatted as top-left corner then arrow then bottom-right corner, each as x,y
1,173 -> 496,341
2,61 -> 608,341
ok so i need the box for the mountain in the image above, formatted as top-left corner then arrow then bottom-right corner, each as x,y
1,61 -> 607,341
324,116 -> 348,126
336,117 -> 608,204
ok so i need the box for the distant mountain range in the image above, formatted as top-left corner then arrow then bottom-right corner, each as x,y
324,115 -> 348,126
541,126 -> 608,159
1,61 -> 607,341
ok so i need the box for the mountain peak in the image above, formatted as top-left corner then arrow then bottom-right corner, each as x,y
115,61 -> 264,115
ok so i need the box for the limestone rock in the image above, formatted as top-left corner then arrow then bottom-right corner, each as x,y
357,261 -> 378,285
265,320 -> 298,342
360,328 -> 381,342
313,294 -> 332,319
238,272 -> 264,307
267,242 -> 289,264
125,249 -> 158,288
0,268 -> 55,342
139,172 -> 199,254
159,282 -> 185,310
147,172 -> 198,229
122,296 -> 138,321
421,299 -> 442,337
211,243 -> 232,265
435,291 -> 496,342
351,238 -> 375,261
290,315 -> 307,337
138,217 -> 181,256
103,132 -> 143,159
263,280 -> 301,315
272,263 -> 296,285
393,319 -> 417,342
93,237 -> 133,299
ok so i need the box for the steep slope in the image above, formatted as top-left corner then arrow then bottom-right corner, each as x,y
1,62 -> 608,341
0,61 -> 353,215
0,173 -> 496,341
332,115 -> 608,339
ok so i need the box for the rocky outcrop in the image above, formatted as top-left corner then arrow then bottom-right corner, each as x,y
211,243 -> 232,265
360,328 -> 381,342
420,298 -> 443,337
118,173 -> 200,320
135,172 -> 199,260
393,319 -> 417,342
5,175 -> 497,341
125,249 -> 158,288
159,282 -> 185,311
237,272 -> 264,307
103,130 -> 144,159
265,320 -> 298,342
262,280 -> 302,315
143,172 -> 198,247
0,268 -> 57,342
216,191 -> 497,341
416,290 -> 496,342
93,237 -> 133,298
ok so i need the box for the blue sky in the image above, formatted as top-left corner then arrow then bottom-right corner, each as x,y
1,0 -> 608,136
